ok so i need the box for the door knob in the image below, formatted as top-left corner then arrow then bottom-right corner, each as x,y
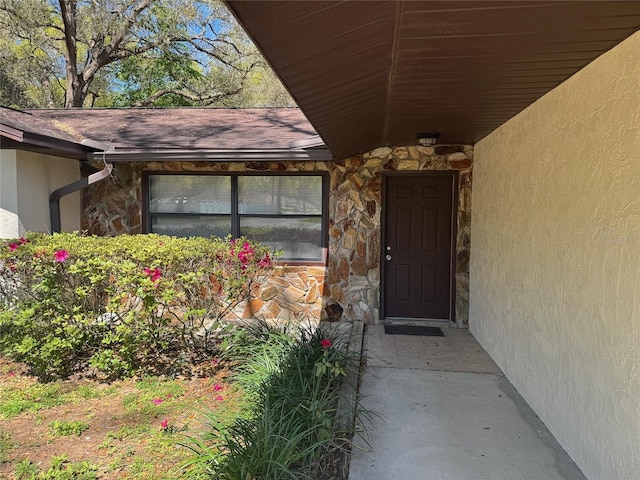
385,254 -> 392,261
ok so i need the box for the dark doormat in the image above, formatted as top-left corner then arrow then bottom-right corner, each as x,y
384,324 -> 445,337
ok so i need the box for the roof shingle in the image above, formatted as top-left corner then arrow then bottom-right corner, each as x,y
26,107 -> 319,151
1,107 -> 85,145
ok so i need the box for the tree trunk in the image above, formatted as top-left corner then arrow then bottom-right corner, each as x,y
59,0 -> 86,107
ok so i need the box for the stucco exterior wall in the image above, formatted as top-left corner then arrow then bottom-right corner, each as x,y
16,151 -> 81,235
0,149 -> 20,238
0,149 -> 81,238
470,31 -> 640,480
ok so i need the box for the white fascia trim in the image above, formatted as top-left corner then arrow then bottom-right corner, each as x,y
288,135 -> 325,149
88,148 -> 333,162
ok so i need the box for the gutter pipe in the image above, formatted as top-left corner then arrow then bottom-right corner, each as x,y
49,139 -> 113,233
86,148 -> 333,162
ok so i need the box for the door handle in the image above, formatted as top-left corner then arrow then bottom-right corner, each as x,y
385,254 -> 392,261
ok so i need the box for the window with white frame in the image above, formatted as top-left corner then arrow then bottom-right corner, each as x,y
145,173 -> 327,262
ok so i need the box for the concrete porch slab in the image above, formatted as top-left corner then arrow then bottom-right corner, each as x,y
348,325 -> 586,480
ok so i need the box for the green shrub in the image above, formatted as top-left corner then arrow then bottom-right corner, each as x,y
0,233 -> 276,380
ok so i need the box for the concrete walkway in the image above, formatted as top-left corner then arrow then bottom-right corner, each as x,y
348,324 -> 586,480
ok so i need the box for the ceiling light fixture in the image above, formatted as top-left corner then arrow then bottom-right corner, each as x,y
417,133 -> 439,146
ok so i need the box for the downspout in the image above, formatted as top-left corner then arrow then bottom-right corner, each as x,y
49,139 -> 113,233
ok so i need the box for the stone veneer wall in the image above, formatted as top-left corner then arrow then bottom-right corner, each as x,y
82,144 -> 472,325
327,145 -> 473,326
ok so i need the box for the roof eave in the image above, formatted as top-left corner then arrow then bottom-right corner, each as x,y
1,126 -> 95,160
88,148 -> 334,162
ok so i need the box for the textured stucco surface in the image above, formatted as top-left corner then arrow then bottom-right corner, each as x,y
470,31 -> 640,480
0,150 -> 20,238
11,151 -> 81,235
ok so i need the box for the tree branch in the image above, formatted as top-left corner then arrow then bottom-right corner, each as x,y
84,0 -> 155,80
133,84 -> 244,107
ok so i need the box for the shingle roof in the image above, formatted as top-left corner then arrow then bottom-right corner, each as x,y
26,107 -> 319,151
1,106 -> 85,145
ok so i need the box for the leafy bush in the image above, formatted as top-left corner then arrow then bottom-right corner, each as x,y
0,233 -> 275,380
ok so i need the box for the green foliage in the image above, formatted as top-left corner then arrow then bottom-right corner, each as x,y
49,420 -> 90,437
0,380 -> 117,419
0,232 -> 276,380
0,429 -> 14,464
121,378 -> 185,420
15,459 -> 40,479
0,0 -> 293,108
183,322 -> 357,479
14,454 -> 98,480
0,383 -> 64,418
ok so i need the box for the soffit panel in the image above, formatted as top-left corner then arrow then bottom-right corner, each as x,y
226,0 -> 640,158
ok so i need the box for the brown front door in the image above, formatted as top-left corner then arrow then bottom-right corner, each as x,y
383,173 -> 456,320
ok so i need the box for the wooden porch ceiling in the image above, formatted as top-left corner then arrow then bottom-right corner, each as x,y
225,1 -> 640,159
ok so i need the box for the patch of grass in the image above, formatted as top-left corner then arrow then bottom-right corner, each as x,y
0,429 -> 15,464
99,420 -> 195,479
135,377 -> 186,394
49,420 -> 90,437
101,425 -> 150,445
14,454 -> 98,479
14,459 -> 39,479
121,378 -> 186,419
0,383 -> 64,418
0,379 -> 118,420
71,384 -> 117,400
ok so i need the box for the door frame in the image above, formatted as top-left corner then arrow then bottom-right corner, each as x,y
380,170 -> 459,323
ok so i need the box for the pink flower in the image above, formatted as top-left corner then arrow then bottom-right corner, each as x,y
54,250 -> 69,262
144,267 -> 162,282
237,242 -> 255,269
18,237 -> 28,245
160,419 -> 169,430
258,254 -> 272,268
152,398 -> 163,405
215,395 -> 224,401
211,358 -> 219,365
8,243 -> 18,252
7,372 -> 16,377
320,339 -> 332,349
213,383 -> 223,391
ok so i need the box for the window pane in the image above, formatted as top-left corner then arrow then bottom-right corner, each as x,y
150,175 -> 231,214
238,176 -> 322,215
151,215 -> 231,238
240,217 -> 322,261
